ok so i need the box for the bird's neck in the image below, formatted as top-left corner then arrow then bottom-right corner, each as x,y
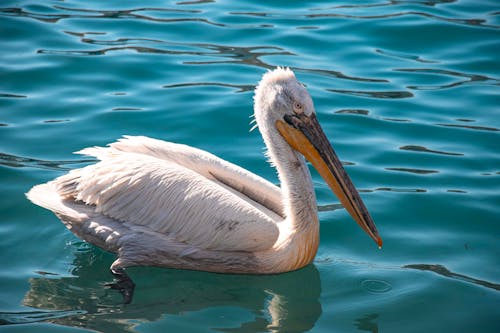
264,133 -> 320,264
279,149 -> 319,231
271,141 -> 320,270
254,104 -> 321,269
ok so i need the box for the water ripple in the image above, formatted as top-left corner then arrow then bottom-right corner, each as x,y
177,0 -> 215,5
0,93 -> 27,98
399,145 -> 464,156
2,2 -> 498,31
375,48 -> 438,64
446,189 -> 467,193
1,1 -> 498,331
230,4 -> 499,29
335,109 -> 370,116
317,203 -> 343,212
305,10 -> 499,29
404,264 -> 500,292
361,279 -> 393,294
38,45 -> 201,56
437,123 -> 500,132
35,32 -> 388,83
334,107 -> 499,133
53,5 -> 202,14
38,35 -> 295,70
328,89 -> 414,99
312,0 -> 460,10
295,67 -> 388,83
0,153 -> 93,171
0,6 -> 225,26
43,119 -> 70,123
385,167 -> 439,175
111,107 -> 143,111
335,108 -> 413,123
163,82 -> 253,93
0,309 -> 87,325
397,68 -> 500,90
0,7 -> 70,23
372,187 -> 427,193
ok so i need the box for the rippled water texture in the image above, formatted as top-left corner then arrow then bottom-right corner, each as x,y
1,1 -> 499,332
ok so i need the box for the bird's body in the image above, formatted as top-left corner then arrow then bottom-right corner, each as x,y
30,135 -> 316,274
27,68 -> 381,286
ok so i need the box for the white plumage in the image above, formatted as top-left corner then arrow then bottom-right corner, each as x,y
27,68 -> 381,284
54,136 -> 281,252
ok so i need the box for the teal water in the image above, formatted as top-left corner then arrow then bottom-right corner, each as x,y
1,0 -> 499,332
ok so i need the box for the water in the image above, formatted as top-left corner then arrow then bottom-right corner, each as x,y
1,0 -> 499,332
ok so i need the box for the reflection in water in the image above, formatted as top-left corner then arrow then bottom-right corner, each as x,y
229,0 -> 493,31
7,2 -> 494,31
385,167 -> 438,175
312,0 -> 458,10
0,6 -> 222,26
436,123 -> 499,132
178,0 -> 215,5
0,93 -> 27,98
0,152 -> 93,171
335,109 -> 370,115
375,48 -> 437,64
396,68 -> 500,91
111,107 -> 143,111
399,145 -> 464,156
294,67 -> 387,83
373,187 -> 426,193
328,89 -> 413,99
38,45 -> 205,56
43,119 -> 71,123
38,36 -> 295,74
335,108 -> 413,123
14,249 -> 322,332
163,82 -> 254,93
0,309 -> 86,325
304,10 -> 497,29
34,30 -> 388,84
354,313 -> 379,333
382,117 -> 410,122
404,264 -> 500,291
446,189 -> 466,193
317,203 -> 343,212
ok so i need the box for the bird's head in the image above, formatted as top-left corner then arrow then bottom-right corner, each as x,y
254,67 -> 315,126
253,67 -> 382,247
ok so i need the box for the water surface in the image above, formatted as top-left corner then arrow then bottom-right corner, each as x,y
1,0 -> 499,332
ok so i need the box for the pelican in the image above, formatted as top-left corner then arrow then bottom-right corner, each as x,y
27,68 -> 381,301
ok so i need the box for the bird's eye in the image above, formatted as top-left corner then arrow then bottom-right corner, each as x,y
293,102 -> 303,114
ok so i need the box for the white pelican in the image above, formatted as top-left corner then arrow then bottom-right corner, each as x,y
27,68 -> 381,300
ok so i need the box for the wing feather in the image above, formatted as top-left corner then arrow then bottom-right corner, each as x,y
52,137 -> 283,252
98,136 -> 284,218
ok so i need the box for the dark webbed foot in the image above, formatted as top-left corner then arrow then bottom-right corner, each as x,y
106,267 -> 135,304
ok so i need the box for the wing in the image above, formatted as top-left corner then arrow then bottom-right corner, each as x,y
47,136 -> 283,252
106,136 -> 284,218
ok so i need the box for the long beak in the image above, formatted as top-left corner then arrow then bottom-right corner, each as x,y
276,113 -> 382,247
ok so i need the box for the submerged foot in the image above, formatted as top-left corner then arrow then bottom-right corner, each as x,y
106,267 -> 135,304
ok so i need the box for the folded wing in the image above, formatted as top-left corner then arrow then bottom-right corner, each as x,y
45,136 -> 283,252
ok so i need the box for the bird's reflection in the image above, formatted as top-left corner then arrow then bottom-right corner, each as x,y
20,247 -> 322,332
354,313 -> 379,333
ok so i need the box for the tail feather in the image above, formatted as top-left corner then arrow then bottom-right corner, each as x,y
26,182 -> 86,221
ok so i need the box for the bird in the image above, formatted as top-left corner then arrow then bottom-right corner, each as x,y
27,67 -> 382,302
